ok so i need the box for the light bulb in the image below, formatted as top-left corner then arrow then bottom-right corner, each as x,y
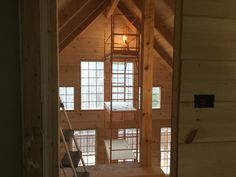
123,35 -> 127,43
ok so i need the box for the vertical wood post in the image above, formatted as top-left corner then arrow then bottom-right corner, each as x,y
20,0 -> 58,177
140,0 -> 154,167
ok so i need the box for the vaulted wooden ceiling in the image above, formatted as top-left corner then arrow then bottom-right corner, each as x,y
58,0 -> 175,69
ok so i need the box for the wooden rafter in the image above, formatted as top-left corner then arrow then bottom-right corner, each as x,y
117,2 -> 140,29
59,0 -> 93,31
155,20 -> 173,46
120,0 -> 141,20
105,0 -> 120,18
125,0 -> 173,47
59,0 -> 109,52
154,39 -> 173,68
118,1 -> 173,69
116,9 -> 136,32
21,0 -> 59,176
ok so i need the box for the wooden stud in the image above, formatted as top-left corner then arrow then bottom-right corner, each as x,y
20,0 -> 59,176
140,0 -> 154,168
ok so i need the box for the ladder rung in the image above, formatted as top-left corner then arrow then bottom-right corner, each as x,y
61,151 -> 82,168
74,172 -> 90,177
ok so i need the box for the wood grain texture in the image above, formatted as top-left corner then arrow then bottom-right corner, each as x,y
183,0 -> 236,19
140,0 -> 155,167
175,0 -> 236,176
59,13 -> 172,165
105,0 -> 120,18
21,0 -> 58,176
59,0 -> 109,52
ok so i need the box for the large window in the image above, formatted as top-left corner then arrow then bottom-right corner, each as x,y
152,87 -> 161,109
118,128 -> 140,162
73,130 -> 96,166
112,62 -> 133,103
59,87 -> 74,110
160,127 -> 171,175
81,61 -> 104,110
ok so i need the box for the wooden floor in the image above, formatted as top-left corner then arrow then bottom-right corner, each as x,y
60,163 -> 165,177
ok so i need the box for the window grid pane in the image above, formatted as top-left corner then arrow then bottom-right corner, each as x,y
81,61 -> 104,110
152,87 -> 161,109
72,130 -> 96,166
160,127 -> 171,175
112,62 -> 134,103
59,87 -> 74,110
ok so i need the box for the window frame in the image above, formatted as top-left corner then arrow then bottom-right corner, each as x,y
80,61 -> 104,110
112,62 -> 134,103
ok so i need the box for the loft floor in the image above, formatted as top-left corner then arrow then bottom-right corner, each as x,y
60,163 -> 165,177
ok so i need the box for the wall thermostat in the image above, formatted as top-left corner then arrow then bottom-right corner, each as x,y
194,94 -> 214,108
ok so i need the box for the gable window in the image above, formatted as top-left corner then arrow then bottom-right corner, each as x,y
72,130 -> 96,166
112,62 -> 133,103
59,87 -> 74,110
160,127 -> 171,175
81,61 -> 104,110
152,87 -> 161,109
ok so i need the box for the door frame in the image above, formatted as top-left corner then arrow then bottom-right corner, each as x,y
20,0 -> 59,177
20,0 -> 183,176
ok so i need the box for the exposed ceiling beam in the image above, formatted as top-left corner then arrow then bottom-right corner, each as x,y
118,1 -> 173,69
121,0 -> 172,46
58,0 -> 90,28
59,0 -> 109,52
120,0 -> 141,20
59,0 -> 92,31
140,0 -> 155,167
153,39 -> 173,68
105,0 -> 120,18
154,19 -> 173,47
116,9 -> 136,32
117,2 -> 140,31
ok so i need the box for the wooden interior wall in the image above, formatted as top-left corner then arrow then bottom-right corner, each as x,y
175,0 -> 236,176
59,14 -> 172,165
